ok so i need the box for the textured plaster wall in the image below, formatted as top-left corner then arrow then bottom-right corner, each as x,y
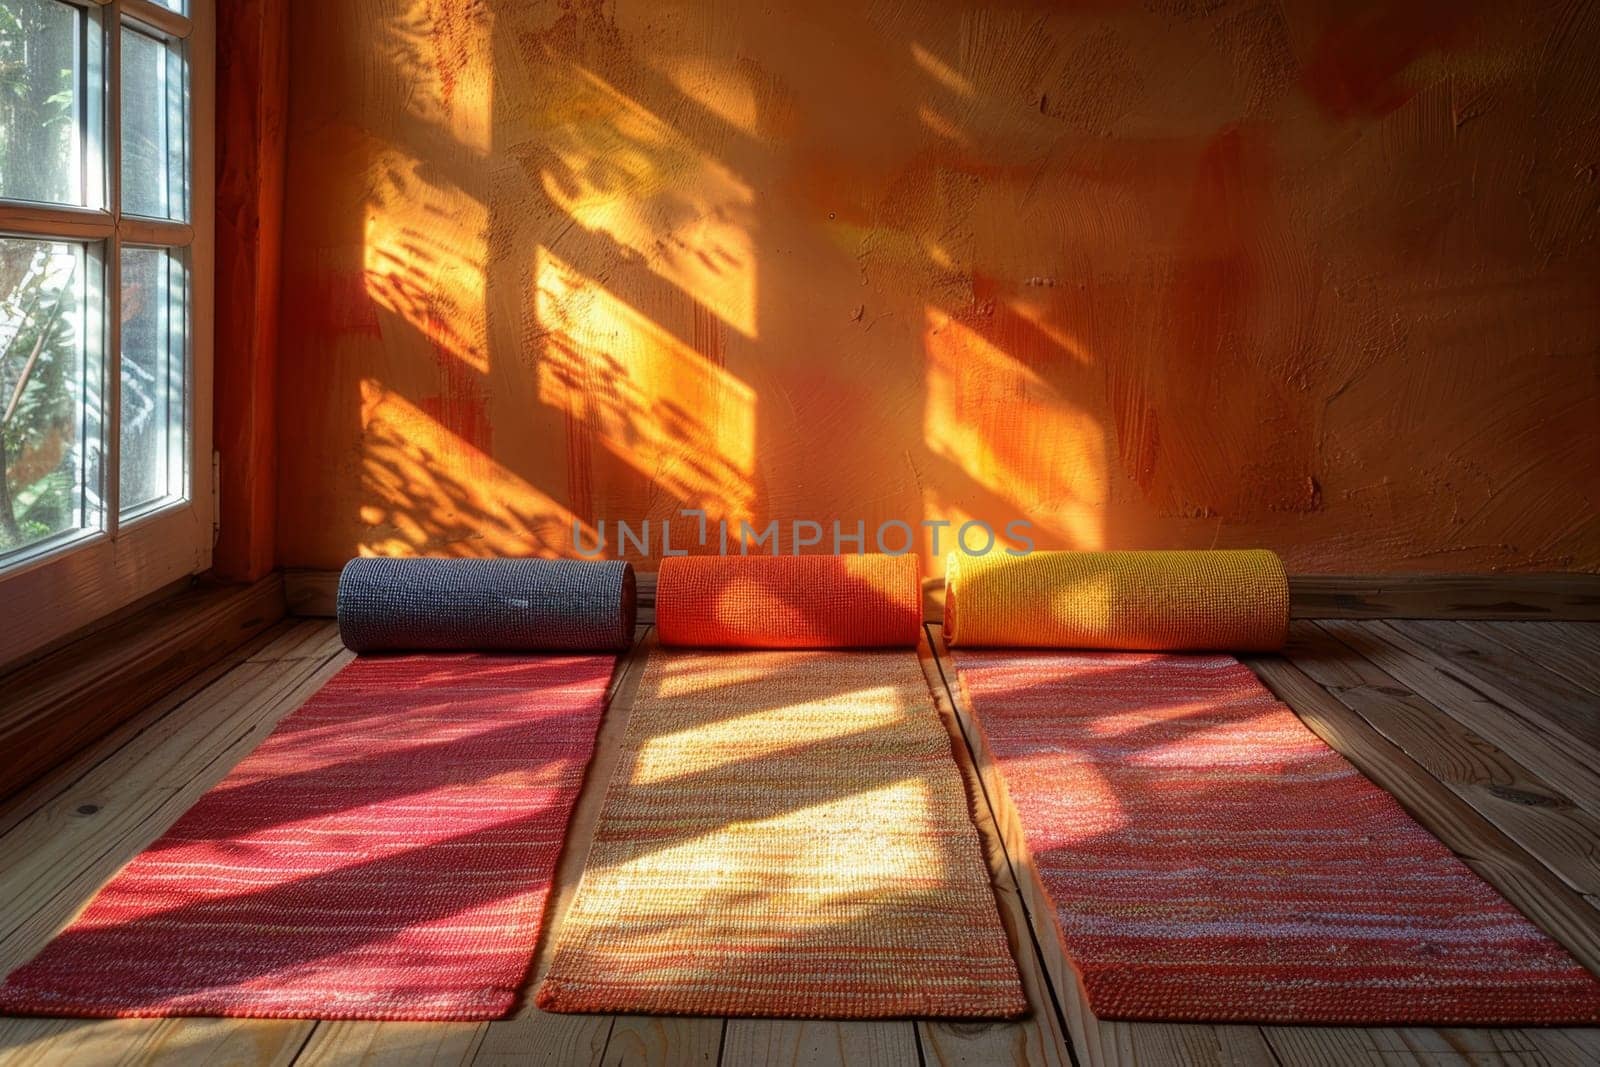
276,0 -> 1600,573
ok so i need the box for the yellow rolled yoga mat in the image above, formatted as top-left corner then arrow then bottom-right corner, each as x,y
943,549 -> 1289,651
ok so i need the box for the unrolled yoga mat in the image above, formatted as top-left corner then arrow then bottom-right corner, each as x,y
946,550 -> 1600,1024
0,556 -> 637,1021
537,555 -> 1025,1018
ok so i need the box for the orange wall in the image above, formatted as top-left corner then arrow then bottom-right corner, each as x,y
276,0 -> 1599,574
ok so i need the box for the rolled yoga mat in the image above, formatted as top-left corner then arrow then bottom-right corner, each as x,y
656,553 -> 922,648
338,556 -> 636,652
943,550 -> 1600,1024
943,548 -> 1287,651
0,560 -> 633,1021
537,554 -> 1025,1018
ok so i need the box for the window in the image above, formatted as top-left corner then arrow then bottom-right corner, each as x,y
0,0 -> 212,663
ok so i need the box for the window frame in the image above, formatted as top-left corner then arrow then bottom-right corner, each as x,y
0,0 -> 214,665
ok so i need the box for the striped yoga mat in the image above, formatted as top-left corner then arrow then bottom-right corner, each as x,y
537,555 -> 1025,1018
945,550 -> 1600,1025
0,654 -> 614,1020
954,650 -> 1600,1024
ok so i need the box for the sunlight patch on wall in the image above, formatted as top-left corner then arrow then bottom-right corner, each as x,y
361,151 -> 489,375
535,247 -> 757,527
358,379 -> 589,557
917,104 -> 970,145
924,307 -> 1105,549
377,0 -> 493,155
917,489 -> 1000,577
533,63 -> 758,339
1004,294 -> 1094,367
910,42 -> 974,98
649,54 -> 762,137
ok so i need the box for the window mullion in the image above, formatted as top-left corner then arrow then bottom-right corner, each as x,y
0,204 -> 114,241
119,218 -> 192,246
78,0 -> 92,210
104,0 -> 122,534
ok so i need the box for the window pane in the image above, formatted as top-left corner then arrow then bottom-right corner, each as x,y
0,0 -> 84,205
150,1 -> 186,14
0,238 -> 91,556
120,246 -> 183,513
121,28 -> 185,220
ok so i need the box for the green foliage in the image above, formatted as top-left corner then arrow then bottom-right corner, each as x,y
0,0 -> 82,553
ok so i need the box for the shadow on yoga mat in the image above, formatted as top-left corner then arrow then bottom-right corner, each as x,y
0,558 -> 635,1021
537,554 -> 1027,1019
944,549 -> 1600,1025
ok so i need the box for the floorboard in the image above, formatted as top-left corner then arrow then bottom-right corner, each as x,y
0,622 -> 344,1067
914,631 -> 1071,1067
721,1018 -> 917,1067
1281,622 -> 1600,897
0,619 -> 1596,1065
0,619 -> 304,841
0,575 -> 286,807
1315,620 -> 1600,819
1458,621 -> 1600,697
1388,620 -> 1600,759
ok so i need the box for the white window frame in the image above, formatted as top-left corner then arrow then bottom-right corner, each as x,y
0,0 -> 214,665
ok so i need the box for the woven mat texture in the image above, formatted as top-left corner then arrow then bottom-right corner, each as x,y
945,549 -> 1287,651
656,554 -> 920,648
0,654 -> 614,1020
537,647 -> 1026,1018
337,557 -> 636,652
953,647 -> 1600,1024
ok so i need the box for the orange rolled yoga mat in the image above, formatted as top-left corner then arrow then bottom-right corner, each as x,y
943,548 -> 1288,651
656,553 -> 922,648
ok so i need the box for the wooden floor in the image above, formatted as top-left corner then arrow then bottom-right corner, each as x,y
0,618 -> 1598,1066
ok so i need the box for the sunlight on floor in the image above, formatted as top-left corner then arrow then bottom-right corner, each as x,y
630,684 -> 906,786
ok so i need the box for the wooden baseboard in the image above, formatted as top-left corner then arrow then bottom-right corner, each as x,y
284,568 -> 338,616
286,568 -> 1600,622
0,574 -> 287,805
1283,573 -> 1600,619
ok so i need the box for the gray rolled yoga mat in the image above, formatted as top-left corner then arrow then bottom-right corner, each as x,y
337,557 -> 637,653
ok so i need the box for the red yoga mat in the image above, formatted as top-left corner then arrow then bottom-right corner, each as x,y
0,654 -> 613,1020
952,649 -> 1600,1025
944,550 -> 1600,1024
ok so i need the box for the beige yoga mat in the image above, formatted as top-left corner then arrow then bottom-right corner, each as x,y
536,636 -> 1025,1018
